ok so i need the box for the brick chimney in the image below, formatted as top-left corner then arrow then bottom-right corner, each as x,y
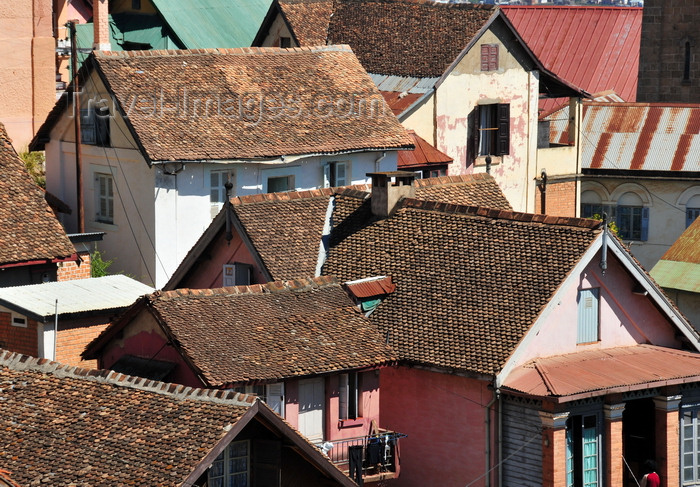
368,171 -> 416,218
93,0 -> 111,51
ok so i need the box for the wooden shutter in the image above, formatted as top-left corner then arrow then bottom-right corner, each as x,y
339,373 -> 348,420
480,44 -> 498,71
471,105 -> 481,160
640,207 -> 649,241
496,103 -> 510,156
577,288 -> 599,344
481,44 -> 490,71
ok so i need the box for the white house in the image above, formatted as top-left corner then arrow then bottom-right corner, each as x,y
31,46 -> 412,287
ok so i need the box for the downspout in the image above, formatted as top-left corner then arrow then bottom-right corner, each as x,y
53,299 -> 58,361
374,151 -> 387,172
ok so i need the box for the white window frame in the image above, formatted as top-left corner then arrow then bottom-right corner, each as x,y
94,172 -> 114,224
81,107 -> 110,146
234,383 -> 285,418
208,439 -> 250,487
11,313 -> 27,328
210,169 -> 233,207
323,161 -> 349,188
339,372 -> 361,420
682,406 -> 700,485
566,413 -> 601,487
222,263 -> 253,287
266,175 -> 295,193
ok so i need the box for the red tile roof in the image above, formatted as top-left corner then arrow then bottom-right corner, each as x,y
502,345 -> 700,402
119,277 -> 397,386
398,130 -> 453,169
413,174 -> 511,209
345,276 -> 396,298
35,47 -> 413,161
0,349 -> 258,484
0,123 -> 76,267
323,200 -> 602,375
381,91 -> 424,116
278,0 -> 334,45
503,6 -> 642,114
327,0 -> 496,77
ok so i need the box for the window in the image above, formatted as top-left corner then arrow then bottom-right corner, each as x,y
223,263 -> 253,287
280,37 -> 291,48
480,44 -> 499,71
11,314 -> 27,328
81,107 -> 110,146
687,208 -> 700,228
210,170 -> 233,206
581,204 -> 604,220
323,161 -> 348,188
577,288 -> 599,344
477,104 -> 509,157
208,440 -> 249,487
682,407 -> 700,485
617,206 -> 649,241
95,172 -> 114,224
233,383 -> 285,417
566,414 -> 600,487
339,372 -> 361,420
266,175 -> 294,193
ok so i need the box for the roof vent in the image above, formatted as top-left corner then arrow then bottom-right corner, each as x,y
367,171 -> 416,218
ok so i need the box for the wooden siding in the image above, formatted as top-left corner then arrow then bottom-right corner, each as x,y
501,397 -> 543,486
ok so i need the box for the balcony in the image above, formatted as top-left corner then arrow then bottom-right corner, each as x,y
319,430 -> 407,484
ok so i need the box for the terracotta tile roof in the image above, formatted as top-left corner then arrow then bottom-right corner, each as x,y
0,349 -> 258,485
322,200 -> 601,375
502,345 -> 700,402
327,0 -> 496,77
414,174 -> 512,209
139,277 -> 396,386
503,6 -> 642,114
345,276 -> 396,298
279,0 -> 334,45
37,47 -> 412,161
0,123 -> 76,267
380,91 -> 424,115
398,130 -> 453,169
227,175 -> 510,281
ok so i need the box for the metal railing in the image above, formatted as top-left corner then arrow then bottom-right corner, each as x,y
318,431 -> 407,478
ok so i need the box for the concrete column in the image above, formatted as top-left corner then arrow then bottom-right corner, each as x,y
604,403 -> 625,487
93,0 -> 111,51
654,395 -> 681,487
540,410 -> 569,487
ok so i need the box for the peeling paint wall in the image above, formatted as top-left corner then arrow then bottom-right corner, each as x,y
435,28 -> 540,213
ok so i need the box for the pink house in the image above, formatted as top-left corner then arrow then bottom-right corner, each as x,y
84,276 -> 404,485
144,171 -> 700,487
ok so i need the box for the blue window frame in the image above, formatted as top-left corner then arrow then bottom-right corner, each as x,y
567,414 -> 600,487
687,208 -> 700,228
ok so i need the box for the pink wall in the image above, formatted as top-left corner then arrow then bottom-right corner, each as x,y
177,229 -> 268,289
515,249 -> 682,368
99,316 -> 204,388
379,366 -> 495,487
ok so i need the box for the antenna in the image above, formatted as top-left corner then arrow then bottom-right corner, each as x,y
600,213 -> 608,275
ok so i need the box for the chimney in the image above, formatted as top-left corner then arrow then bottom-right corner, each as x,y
93,0 -> 111,51
368,171 -> 416,218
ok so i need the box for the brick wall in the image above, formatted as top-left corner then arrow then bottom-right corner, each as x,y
637,0 -> 700,103
57,252 -> 91,282
536,180 -> 577,217
0,311 -> 38,357
56,320 -> 110,368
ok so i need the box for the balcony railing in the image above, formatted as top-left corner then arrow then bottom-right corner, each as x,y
318,430 -> 407,483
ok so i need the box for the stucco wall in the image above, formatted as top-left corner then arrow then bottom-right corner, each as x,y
665,288 -> 700,333
379,366 -> 494,487
511,249 -> 682,369
581,178 -> 700,270
435,28 -> 540,213
400,93 -> 435,146
0,0 -> 55,149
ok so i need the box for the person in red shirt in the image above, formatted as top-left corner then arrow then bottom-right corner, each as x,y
641,459 -> 660,487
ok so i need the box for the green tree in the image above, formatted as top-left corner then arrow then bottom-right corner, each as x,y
591,213 -> 619,236
18,148 -> 46,188
91,249 -> 114,277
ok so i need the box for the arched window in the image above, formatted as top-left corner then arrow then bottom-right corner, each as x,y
686,194 -> 700,227
616,192 -> 649,241
581,190 -> 603,219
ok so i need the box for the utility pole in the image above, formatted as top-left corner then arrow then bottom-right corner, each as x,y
68,20 -> 84,233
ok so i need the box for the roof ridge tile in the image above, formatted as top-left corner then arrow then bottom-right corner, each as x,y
0,349 -> 256,405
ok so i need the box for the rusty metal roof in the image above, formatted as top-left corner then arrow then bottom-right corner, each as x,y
345,276 -> 396,299
651,216 -> 700,292
503,6 -> 642,114
502,345 -> 700,402
398,131 -> 453,169
551,102 -> 700,172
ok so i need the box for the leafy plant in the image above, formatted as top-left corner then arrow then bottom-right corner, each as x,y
591,213 -> 619,236
91,249 -> 114,277
18,148 -> 46,188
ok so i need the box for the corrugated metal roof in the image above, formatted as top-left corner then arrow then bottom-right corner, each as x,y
369,74 -> 438,94
0,275 -> 154,322
398,131 -> 453,169
548,102 -> 700,171
503,345 -> 700,402
345,276 -> 396,299
651,216 -> 700,291
150,0 -> 271,49
503,6 -> 642,113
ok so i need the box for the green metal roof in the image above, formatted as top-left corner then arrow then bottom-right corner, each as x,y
651,260 -> 700,293
150,0 -> 272,49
